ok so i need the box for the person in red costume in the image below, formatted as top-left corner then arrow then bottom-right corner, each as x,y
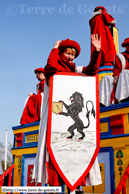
99,37 -> 129,106
20,68 -> 45,125
89,6 -> 116,67
33,35 -> 102,192
45,34 -> 101,80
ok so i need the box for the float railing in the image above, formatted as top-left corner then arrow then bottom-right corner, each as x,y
0,164 -> 14,194
114,164 -> 129,194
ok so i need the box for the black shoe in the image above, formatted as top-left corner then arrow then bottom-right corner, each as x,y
100,103 -> 105,107
120,97 -> 129,103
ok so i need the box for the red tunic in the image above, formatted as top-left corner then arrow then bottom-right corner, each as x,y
37,80 -> 45,94
113,51 -> 129,77
20,79 -> 45,125
89,12 -> 116,66
44,48 -> 101,186
110,51 -> 129,104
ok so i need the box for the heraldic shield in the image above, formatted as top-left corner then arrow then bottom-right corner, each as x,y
47,72 -> 100,191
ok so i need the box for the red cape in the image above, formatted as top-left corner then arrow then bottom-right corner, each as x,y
20,80 -> 45,125
89,12 -> 116,66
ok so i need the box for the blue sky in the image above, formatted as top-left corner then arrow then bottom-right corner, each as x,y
0,0 -> 129,145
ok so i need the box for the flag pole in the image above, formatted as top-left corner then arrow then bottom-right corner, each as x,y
4,130 -> 7,171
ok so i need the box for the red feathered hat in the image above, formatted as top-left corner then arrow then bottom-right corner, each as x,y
34,68 -> 44,73
121,38 -> 129,47
58,38 -> 81,58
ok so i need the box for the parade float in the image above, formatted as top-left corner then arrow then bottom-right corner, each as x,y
11,79 -> 129,194
1,26 -> 129,194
